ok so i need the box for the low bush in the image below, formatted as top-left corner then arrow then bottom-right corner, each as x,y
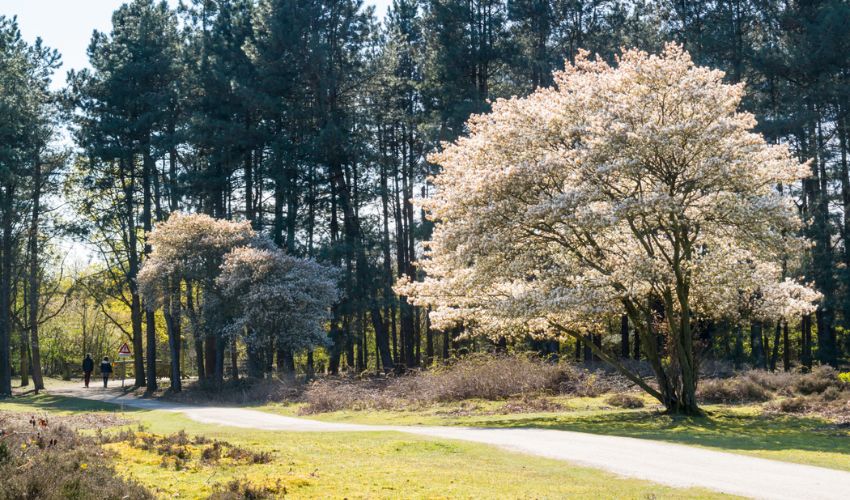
0,411 -> 152,499
821,386 -> 843,402
225,445 -> 273,464
301,379 -> 398,414
167,376 -> 303,406
103,430 -> 273,467
604,393 -> 645,409
697,377 -> 771,404
795,366 -> 839,395
739,370 -> 798,396
201,441 -> 223,463
209,478 -> 285,500
772,396 -> 812,413
401,353 -> 569,402
499,395 -> 565,414
301,353 -> 578,414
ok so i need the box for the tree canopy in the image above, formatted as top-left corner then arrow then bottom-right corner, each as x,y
401,45 -> 820,413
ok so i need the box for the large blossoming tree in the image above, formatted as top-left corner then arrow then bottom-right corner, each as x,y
400,45 -> 819,415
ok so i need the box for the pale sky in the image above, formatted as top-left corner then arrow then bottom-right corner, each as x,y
1,0 -> 392,89
1,0 -> 391,265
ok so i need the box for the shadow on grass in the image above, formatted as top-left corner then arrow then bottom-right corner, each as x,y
1,393 -> 144,414
459,408 -> 850,456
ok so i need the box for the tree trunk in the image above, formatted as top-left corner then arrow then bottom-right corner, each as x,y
28,156 -> 44,391
230,338 -> 239,381
620,314 -> 629,358
306,350 -> 315,381
206,335 -> 219,383
839,113 -> 850,332
801,314 -> 812,371
247,336 -> 264,379
165,280 -> 181,392
143,145 -> 158,392
121,157 -> 145,388
769,322 -> 781,372
0,183 -> 14,396
782,321 -> 790,372
378,139 -> 396,372
750,320 -> 765,369
186,284 -> 204,380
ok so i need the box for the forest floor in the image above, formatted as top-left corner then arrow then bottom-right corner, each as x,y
4,380 -> 847,499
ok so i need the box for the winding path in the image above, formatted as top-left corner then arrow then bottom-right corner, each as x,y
48,384 -> 850,500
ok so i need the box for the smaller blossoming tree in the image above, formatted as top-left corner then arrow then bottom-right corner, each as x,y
139,212 -> 339,383
217,246 -> 339,378
399,44 -> 819,415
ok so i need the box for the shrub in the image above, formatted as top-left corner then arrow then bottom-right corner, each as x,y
201,442 -> 223,463
740,370 -> 797,396
774,396 -> 811,413
795,366 -> 838,395
837,372 -> 850,386
400,353 -> 568,402
499,395 -> 565,414
696,377 -> 771,404
225,445 -> 273,464
0,412 -> 152,499
605,393 -> 645,409
560,372 -> 612,398
167,376 -> 303,406
821,386 -> 842,402
301,379 -> 398,414
301,353 -> 580,414
209,479 -> 285,500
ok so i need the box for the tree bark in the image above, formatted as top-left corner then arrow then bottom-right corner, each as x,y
143,145 -> 158,392
801,314 -> 812,371
750,320 -> 765,369
620,314 -> 629,358
0,182 -> 14,396
29,156 -> 44,391
120,157 -> 146,387
186,283 -> 204,380
782,321 -> 790,372
165,278 -> 181,392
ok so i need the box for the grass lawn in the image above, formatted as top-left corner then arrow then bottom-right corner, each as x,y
258,395 -> 850,473
0,393 -> 730,499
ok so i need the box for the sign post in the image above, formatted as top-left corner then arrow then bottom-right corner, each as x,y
117,343 -> 132,387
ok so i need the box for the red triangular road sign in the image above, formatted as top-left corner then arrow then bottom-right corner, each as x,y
118,343 -> 132,357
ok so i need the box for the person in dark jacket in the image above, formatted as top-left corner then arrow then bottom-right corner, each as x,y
100,356 -> 113,388
82,354 -> 94,388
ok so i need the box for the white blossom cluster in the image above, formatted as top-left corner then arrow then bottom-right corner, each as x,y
139,212 -> 339,354
399,44 -> 819,341
217,246 -> 339,352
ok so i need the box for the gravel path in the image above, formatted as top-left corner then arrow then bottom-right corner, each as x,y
49,384 -> 850,500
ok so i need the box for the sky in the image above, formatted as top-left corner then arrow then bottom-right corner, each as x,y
0,0 -> 390,265
1,0 -> 392,89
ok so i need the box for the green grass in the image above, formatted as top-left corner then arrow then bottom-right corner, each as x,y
0,393 -> 730,499
258,396 -> 850,472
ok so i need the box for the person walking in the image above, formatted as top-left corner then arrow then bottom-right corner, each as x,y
82,354 -> 94,388
100,356 -> 113,388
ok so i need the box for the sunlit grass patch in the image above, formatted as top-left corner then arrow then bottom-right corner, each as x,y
1,397 -> 729,499
268,399 -> 850,472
